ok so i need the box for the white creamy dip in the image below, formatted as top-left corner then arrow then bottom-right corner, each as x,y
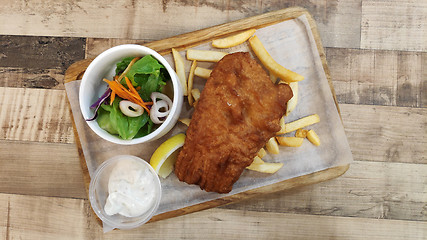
104,158 -> 156,218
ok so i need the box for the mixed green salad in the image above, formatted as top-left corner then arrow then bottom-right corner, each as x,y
87,55 -> 173,140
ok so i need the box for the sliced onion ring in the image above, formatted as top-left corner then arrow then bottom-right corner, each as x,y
150,92 -> 173,124
119,100 -> 144,117
151,92 -> 173,107
154,100 -> 170,118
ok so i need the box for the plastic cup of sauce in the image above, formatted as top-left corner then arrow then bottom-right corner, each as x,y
89,155 -> 162,230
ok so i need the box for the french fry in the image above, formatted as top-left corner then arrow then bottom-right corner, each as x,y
295,129 -> 308,138
212,28 -> 256,48
171,48 -> 187,96
246,156 -> 263,170
257,148 -> 267,158
265,137 -> 280,154
277,116 -> 285,135
278,79 -> 298,115
307,129 -> 321,146
246,161 -> 283,173
252,156 -> 264,165
191,88 -> 201,107
249,35 -> 304,83
187,49 -> 227,62
277,114 -> 320,134
179,118 -> 191,126
285,82 -> 298,115
276,137 -> 304,147
248,152 -> 286,174
194,67 -> 212,79
187,60 -> 197,106
269,71 -> 278,83
191,89 -> 201,102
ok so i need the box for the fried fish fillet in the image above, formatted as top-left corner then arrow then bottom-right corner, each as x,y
174,52 -> 293,193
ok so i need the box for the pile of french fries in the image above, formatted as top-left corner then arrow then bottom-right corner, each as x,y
171,48 -> 225,107
172,28 -> 321,174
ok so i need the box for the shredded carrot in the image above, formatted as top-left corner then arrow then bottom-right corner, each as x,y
124,77 -> 153,105
125,77 -> 140,98
110,91 -> 116,105
109,82 -> 149,112
104,78 -> 151,114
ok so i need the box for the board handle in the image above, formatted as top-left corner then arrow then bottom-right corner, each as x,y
64,58 -> 93,83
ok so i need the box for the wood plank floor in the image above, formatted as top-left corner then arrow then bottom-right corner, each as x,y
1,193 -> 426,239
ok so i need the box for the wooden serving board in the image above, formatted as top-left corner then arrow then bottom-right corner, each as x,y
64,7 -> 349,223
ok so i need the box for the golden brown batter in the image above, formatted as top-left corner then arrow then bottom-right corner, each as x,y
174,52 -> 293,193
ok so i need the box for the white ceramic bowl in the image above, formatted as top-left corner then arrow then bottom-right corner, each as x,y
89,155 -> 162,230
80,44 -> 183,145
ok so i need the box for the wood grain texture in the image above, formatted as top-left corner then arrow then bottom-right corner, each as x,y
309,0 -> 361,49
340,104 -> 426,164
84,0 -> 362,57
0,87 -> 74,143
326,48 -> 427,108
85,39 -> 145,59
222,160 -> 427,221
0,0 -> 361,49
82,7 -> 316,58
0,35 -> 85,92
0,140 -> 85,198
0,196 -> 6,240
2,192 -> 426,239
0,35 -> 85,71
0,67 -> 65,90
6,193 -> 93,240
361,0 -> 427,51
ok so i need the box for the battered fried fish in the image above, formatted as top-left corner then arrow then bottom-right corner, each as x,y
174,52 -> 293,193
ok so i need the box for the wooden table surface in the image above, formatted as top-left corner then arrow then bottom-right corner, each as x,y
0,1 -> 426,239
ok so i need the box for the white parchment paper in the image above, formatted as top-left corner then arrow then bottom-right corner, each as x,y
65,14 -> 353,220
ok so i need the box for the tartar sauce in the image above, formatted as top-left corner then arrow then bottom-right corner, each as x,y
104,158 -> 156,217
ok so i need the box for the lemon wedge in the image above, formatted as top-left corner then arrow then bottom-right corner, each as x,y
150,133 -> 186,178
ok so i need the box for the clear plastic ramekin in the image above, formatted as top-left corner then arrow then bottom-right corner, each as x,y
89,155 -> 162,230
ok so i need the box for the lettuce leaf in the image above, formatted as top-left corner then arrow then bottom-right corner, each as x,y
135,118 -> 154,138
134,73 -> 166,102
115,57 -> 134,76
126,55 -> 164,82
97,98 -> 150,140
97,107 -> 118,135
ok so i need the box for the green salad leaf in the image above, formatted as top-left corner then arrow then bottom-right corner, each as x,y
115,57 -> 134,76
97,98 -> 151,140
135,118 -> 154,138
126,55 -> 164,81
97,107 -> 118,135
134,73 -> 167,102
